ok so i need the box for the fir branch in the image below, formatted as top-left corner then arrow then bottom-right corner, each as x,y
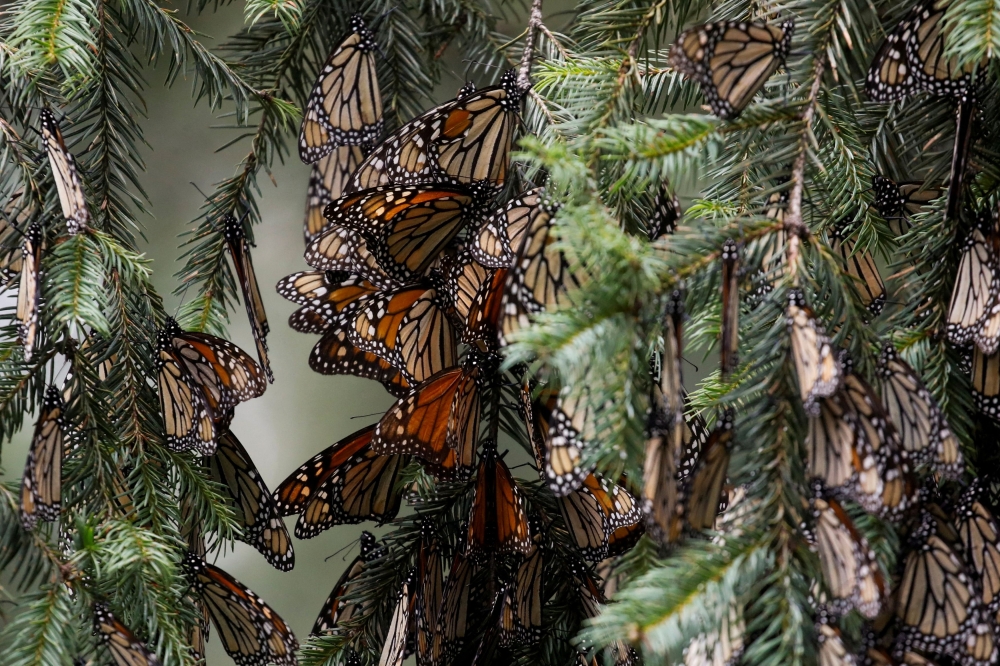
2,0 -> 96,81
517,0 -> 544,91
0,582 -> 79,666
245,0 -> 303,32
44,234 -> 110,337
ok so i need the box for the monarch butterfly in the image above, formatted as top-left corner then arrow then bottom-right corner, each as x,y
370,359 -> 481,477
669,19 -> 794,119
415,526 -> 444,666
322,185 -> 488,282
839,356 -> 917,520
209,430 -> 293,570
224,214 -> 272,382
349,68 -> 523,192
156,318 -> 267,455
830,223 -> 885,316
787,290 -> 842,413
275,271 -> 382,324
380,569 -> 417,666
522,388 -> 644,560
500,196 -> 586,345
956,481 -> 1000,620
1,187 -> 29,287
866,0 -> 985,103
303,223 -> 395,288
308,325 -> 412,397
433,551 -> 473,664
441,248 -> 490,326
304,146 -> 369,243
807,394 -> 883,514
543,386 -> 597,497
39,109 -> 89,234
467,441 -> 532,561
749,188 -> 789,302
182,553 -> 298,666
20,386 -> 65,530
470,189 -> 546,269
16,222 -> 42,361
721,239 -> 740,375
894,510 -> 997,665
810,493 -> 886,619
815,622 -> 853,666
313,531 -> 380,634
468,586 -> 508,666
947,209 -> 999,346
876,343 -> 963,478
971,346 -> 1000,421
576,569 -> 640,665
299,15 -> 382,163
685,411 -> 734,532
93,602 -> 163,666
648,182 -> 682,241
871,176 -> 943,236
682,606 -> 744,666
499,538 -> 544,647
348,283 -> 458,386
273,425 -> 407,537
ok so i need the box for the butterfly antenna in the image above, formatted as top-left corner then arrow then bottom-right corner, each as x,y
680,356 -> 699,372
325,535 -> 361,562
173,281 -> 193,320
189,181 -> 212,202
350,410 -> 386,420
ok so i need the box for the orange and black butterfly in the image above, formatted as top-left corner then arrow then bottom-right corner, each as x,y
1,187 -> 30,288
467,441 -> 532,562
307,325 -> 412,397
304,145 -> 369,243
299,15 -> 382,163
347,282 -> 458,386
895,509 -> 997,664
949,207 -> 1000,348
499,534 -> 544,647
15,222 -> 42,361
349,69 -> 523,192
183,553 -> 298,666
647,182 -> 682,241
829,222 -> 885,315
312,531 -> 380,635
433,550 -> 474,663
871,175 -> 943,236
787,290 -> 841,412
461,267 -> 508,349
156,318 -> 267,455
470,189 -> 546,269
415,526 -> 444,666
322,184 -> 489,282
380,569 -> 417,666
876,343 -> 962,479
39,109 -> 89,234
807,393 -> 883,514
276,270 -> 382,325
720,239 -> 740,375
685,410 -> 735,532
809,489 -> 886,619
20,386 -> 65,530
500,196 -> 587,345
224,214 -> 272,382
209,430 -> 293,570
371,355 -> 485,478
867,0 -> 985,103
93,602 -> 163,666
273,425 -> 407,537
670,20 -> 794,119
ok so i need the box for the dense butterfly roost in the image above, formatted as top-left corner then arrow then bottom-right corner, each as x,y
4,0 -> 1000,665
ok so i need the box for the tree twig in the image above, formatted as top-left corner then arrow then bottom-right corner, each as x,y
784,58 -> 826,280
517,0 -> 544,92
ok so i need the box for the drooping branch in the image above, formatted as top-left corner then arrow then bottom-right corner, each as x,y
517,0 -> 544,91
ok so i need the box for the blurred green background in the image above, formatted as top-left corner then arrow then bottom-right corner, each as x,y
0,3 -> 501,661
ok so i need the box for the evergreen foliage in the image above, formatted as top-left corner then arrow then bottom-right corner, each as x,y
2,0 -> 1000,664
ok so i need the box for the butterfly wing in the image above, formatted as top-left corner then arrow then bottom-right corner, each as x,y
184,554 -> 299,666
467,445 -> 531,561
20,386 -> 65,530
39,109 -> 89,234
470,189 -> 545,268
93,603 -> 163,666
313,531 -> 379,634
379,571 -> 416,666
947,213 -> 998,345
276,271 -> 381,322
670,20 -> 794,119
305,146 -> 369,243
811,495 -> 885,619
299,16 -> 382,163
224,215 -> 272,382
210,431 -> 294,571
15,222 -> 42,360
787,290 -> 841,411
156,326 -> 217,455
308,325 -> 412,396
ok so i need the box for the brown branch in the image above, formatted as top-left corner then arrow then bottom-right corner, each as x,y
517,0 -> 544,92
784,59 -> 826,281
